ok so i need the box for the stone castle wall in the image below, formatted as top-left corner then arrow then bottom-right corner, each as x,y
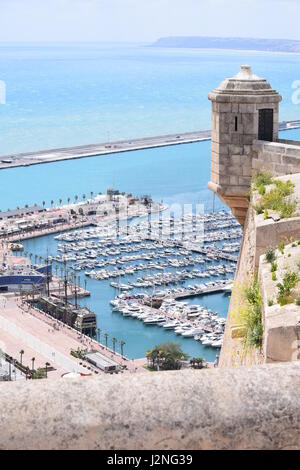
253,139 -> 300,176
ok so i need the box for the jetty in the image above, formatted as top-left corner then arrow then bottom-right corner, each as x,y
0,119 -> 299,170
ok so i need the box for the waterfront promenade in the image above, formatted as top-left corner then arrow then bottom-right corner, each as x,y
0,294 -> 148,380
0,120 -> 299,171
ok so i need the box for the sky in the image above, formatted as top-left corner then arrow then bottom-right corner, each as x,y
0,0 -> 300,43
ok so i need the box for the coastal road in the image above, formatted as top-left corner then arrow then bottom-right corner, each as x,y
0,120 -> 299,171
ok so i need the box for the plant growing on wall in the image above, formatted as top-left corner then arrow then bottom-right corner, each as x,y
265,248 -> 276,264
241,276 -> 263,348
277,271 -> 300,306
271,261 -> 277,273
252,170 -> 273,191
253,177 -> 297,219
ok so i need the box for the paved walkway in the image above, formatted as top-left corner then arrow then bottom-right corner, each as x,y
0,294 -> 147,380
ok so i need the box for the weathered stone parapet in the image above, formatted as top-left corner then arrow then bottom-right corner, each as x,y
2,363 -> 300,449
253,139 -> 300,176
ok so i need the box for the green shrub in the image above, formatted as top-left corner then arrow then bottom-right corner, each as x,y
278,240 -> 285,254
279,200 -> 297,219
254,179 -> 296,219
268,299 -> 274,307
295,297 -> 300,306
265,248 -> 276,263
271,261 -> 277,272
242,276 -> 263,348
252,170 -> 273,190
272,272 -> 277,281
254,204 -> 264,215
277,271 -> 300,306
258,184 -> 266,196
264,209 -> 269,220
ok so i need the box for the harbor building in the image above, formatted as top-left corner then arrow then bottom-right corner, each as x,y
0,265 -> 47,293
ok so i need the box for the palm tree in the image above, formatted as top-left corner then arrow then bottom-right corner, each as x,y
120,340 -> 125,357
67,197 -> 70,205
31,357 -> 35,373
50,200 -> 54,208
74,195 -> 78,204
45,362 -> 50,378
104,333 -> 108,349
96,328 -> 101,344
19,349 -> 24,365
42,201 -> 46,210
112,337 -> 117,354
90,191 -> 94,200
59,198 -> 62,206
82,194 -> 86,202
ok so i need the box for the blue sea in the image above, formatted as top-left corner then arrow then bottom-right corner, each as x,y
1,43 -> 300,155
1,43 -> 300,360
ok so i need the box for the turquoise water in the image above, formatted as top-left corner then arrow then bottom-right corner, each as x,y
1,43 -> 300,155
0,140 -> 220,212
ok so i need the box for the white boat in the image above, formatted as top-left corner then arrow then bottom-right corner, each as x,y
143,316 -> 166,325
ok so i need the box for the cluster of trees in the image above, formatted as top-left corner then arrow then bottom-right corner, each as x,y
146,342 -> 189,371
146,342 -> 208,371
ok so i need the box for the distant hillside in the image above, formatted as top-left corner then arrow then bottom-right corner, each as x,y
152,37 -> 300,53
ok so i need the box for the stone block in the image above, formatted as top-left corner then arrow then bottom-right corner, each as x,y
215,102 -> 232,113
241,113 -> 255,134
229,144 -> 244,155
263,152 -> 282,164
241,134 -> 256,146
282,155 -> 300,167
243,145 -> 253,156
274,163 -> 293,175
230,133 -> 241,145
263,143 -> 286,154
229,175 -> 239,185
230,155 -> 241,165
211,141 -> 229,156
242,166 -> 252,177
238,176 -> 251,186
239,103 -> 255,113
218,174 -> 231,185
228,165 -> 243,176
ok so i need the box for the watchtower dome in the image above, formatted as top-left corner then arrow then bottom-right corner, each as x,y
208,65 -> 282,225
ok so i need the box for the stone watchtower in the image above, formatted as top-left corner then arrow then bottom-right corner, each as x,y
208,65 -> 282,225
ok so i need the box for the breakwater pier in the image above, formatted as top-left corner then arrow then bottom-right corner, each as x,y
0,119 -> 299,170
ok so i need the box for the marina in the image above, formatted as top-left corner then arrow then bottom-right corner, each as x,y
21,208 -> 239,360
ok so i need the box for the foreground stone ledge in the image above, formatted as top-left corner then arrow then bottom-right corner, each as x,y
2,363 -> 300,450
